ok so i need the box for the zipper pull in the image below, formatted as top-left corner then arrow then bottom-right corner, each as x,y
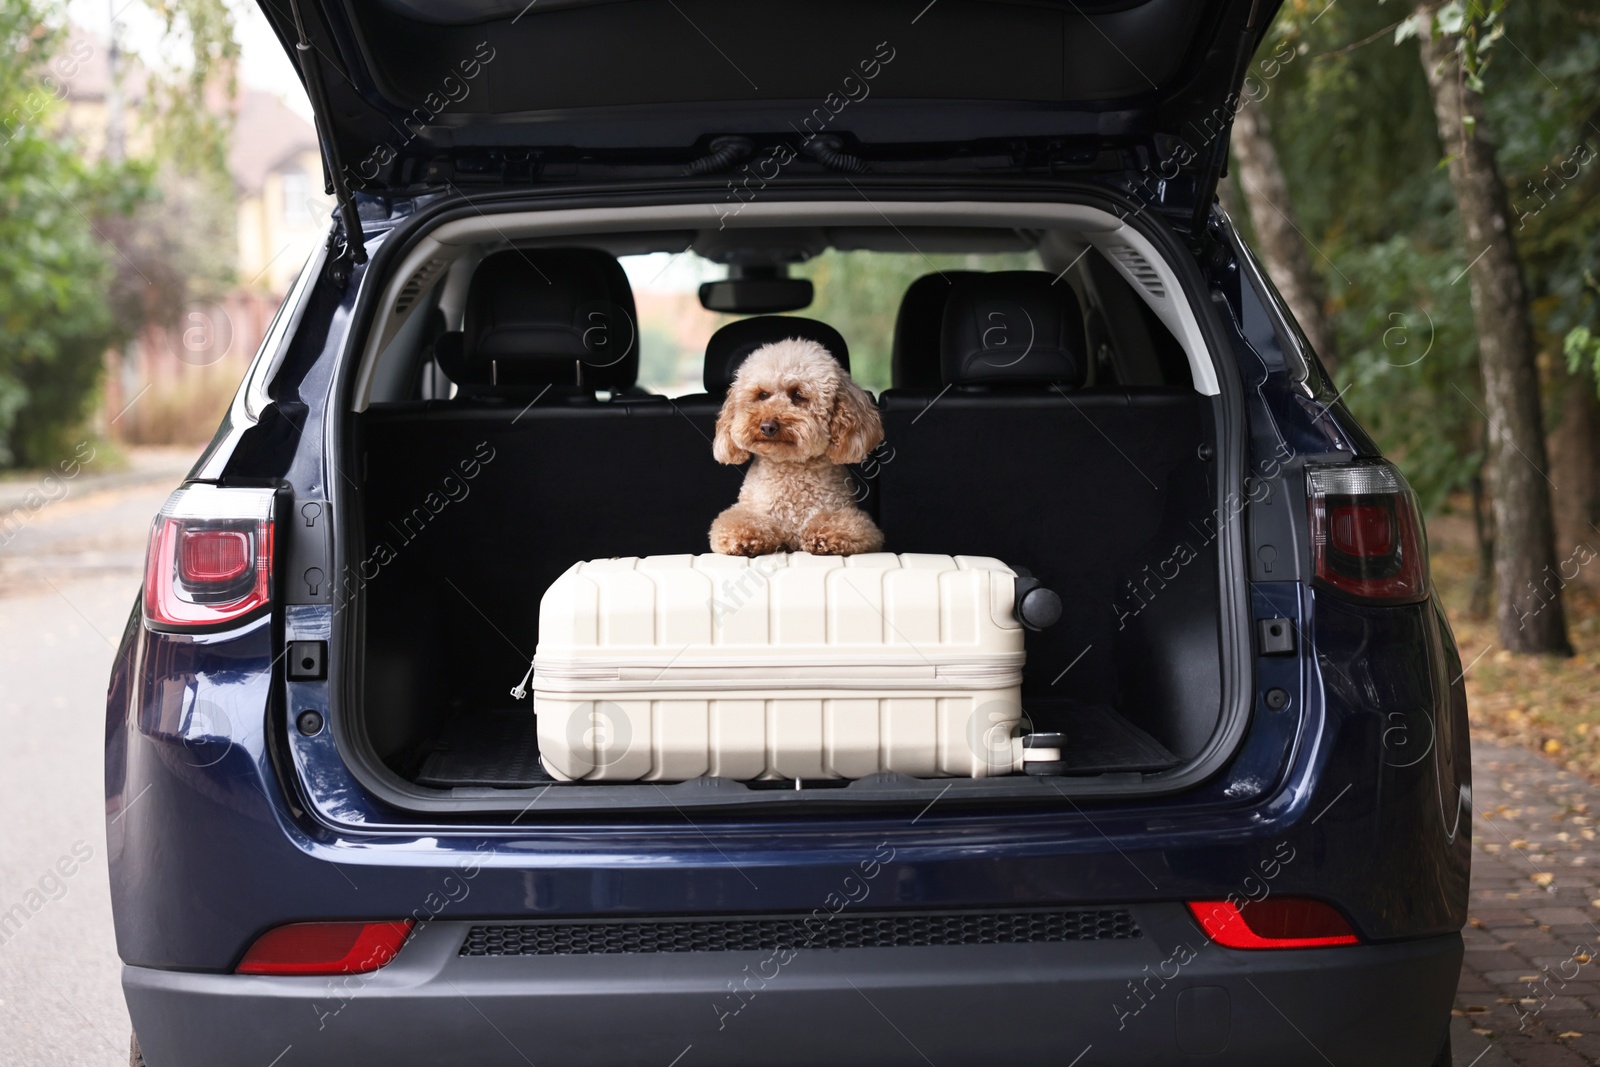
510,659 -> 535,701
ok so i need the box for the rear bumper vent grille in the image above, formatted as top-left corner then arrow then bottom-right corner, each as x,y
459,908 -> 1140,956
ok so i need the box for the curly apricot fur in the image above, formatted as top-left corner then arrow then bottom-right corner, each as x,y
708,338 -> 885,557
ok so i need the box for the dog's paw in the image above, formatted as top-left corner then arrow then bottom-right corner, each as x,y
710,512 -> 786,557
714,532 -> 780,557
799,510 -> 884,556
801,531 -> 849,556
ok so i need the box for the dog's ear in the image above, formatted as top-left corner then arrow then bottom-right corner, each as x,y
712,396 -> 751,465
826,376 -> 883,465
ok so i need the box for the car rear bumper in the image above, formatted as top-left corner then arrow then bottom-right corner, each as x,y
125,910 -> 1461,1067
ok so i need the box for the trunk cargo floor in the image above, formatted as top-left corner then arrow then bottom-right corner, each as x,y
410,704 -> 1177,789
1049,703 -> 1180,776
416,710 -> 555,788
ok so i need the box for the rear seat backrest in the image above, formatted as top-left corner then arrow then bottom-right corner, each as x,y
874,271 -> 1207,703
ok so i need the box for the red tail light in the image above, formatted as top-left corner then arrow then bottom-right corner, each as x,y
1188,898 -> 1359,949
179,529 -> 252,584
144,486 -> 276,630
1307,464 -> 1428,603
236,920 -> 414,976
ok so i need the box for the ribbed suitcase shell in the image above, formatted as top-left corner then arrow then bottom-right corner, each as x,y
531,553 -> 1026,782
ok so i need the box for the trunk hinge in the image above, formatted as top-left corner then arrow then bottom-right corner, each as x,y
1102,142 -> 1199,231
286,0 -> 367,286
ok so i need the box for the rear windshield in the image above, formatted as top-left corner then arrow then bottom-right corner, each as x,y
622,250 -> 1041,395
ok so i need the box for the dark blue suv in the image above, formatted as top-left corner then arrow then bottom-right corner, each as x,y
108,1 -> 1470,1063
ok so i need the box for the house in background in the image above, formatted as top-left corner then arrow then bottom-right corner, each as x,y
59,26 -> 331,442
53,26 -> 144,159
230,89 -> 330,298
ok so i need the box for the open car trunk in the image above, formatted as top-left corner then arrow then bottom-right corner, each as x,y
353,394 -> 1223,792
323,195 -> 1249,813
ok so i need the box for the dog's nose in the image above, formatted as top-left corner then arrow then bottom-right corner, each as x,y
759,420 -> 779,438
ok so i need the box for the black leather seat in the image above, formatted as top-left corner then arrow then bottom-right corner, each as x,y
431,248 -> 643,403
889,270 -> 978,390
875,272 -> 1213,721
937,270 -> 1086,388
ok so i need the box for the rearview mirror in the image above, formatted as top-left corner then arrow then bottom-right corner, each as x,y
699,277 -> 814,314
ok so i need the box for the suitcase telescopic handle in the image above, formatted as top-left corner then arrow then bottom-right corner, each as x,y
1013,576 -> 1063,631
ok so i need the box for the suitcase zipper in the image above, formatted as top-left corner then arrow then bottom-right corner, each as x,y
510,659 -> 536,701
527,662 -> 1024,693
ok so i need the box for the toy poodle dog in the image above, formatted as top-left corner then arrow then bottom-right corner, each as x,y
709,337 -> 885,556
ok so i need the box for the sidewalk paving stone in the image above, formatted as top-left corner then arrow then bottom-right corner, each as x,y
1456,736 -> 1600,1065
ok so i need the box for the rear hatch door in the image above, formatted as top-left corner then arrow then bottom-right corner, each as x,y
258,0 -> 1279,227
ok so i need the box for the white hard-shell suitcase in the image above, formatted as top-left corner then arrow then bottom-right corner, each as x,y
521,553 -> 1038,782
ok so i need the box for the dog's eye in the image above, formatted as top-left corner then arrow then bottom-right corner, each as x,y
789,390 -> 806,405
756,390 -> 770,401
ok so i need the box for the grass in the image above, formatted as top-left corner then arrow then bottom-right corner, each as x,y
1429,508 -> 1600,778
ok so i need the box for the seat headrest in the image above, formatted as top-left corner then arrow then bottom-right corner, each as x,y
703,316 -> 850,394
892,271 -> 977,390
447,248 -> 638,396
940,272 -> 1087,388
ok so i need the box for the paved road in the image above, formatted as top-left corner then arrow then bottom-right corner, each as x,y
0,455 -> 1587,1066
0,459 -> 186,1067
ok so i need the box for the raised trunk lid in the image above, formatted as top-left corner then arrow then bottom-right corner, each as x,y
260,0 -> 1279,230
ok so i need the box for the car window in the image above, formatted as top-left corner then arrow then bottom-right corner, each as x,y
620,249 -> 1044,396
619,253 -> 733,397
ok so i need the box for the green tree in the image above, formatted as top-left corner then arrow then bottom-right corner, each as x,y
1251,0 -> 1600,645
110,0 -> 240,395
0,1 -> 144,466
139,0 -> 239,177
0,0 -> 239,467
1404,0 -> 1571,654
